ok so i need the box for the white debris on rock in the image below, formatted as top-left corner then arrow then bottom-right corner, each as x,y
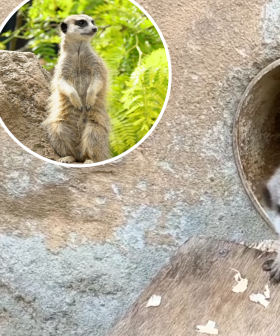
247,240 -> 279,253
146,295 -> 162,307
249,293 -> 270,308
196,320 -> 218,335
250,285 -> 271,308
264,285 -> 270,299
231,269 -> 248,293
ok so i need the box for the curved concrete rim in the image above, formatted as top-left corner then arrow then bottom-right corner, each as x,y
233,59 -> 280,233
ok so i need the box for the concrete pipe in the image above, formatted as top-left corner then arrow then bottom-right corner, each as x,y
234,59 -> 280,231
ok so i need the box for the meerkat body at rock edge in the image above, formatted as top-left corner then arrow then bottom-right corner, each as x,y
261,167 -> 280,282
43,14 -> 110,164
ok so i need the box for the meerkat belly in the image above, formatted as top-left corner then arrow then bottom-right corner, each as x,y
70,68 -> 91,138
71,67 -> 92,105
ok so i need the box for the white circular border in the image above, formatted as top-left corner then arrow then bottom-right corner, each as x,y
0,0 -> 172,168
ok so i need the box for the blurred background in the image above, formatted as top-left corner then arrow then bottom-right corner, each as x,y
0,0 -> 169,157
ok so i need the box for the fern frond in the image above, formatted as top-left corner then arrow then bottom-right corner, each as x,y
109,48 -> 168,154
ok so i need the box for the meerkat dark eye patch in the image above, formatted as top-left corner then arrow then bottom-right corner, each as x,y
60,22 -> 67,33
91,20 -> 95,25
75,20 -> 88,27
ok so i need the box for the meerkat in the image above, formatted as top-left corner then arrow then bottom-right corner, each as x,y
43,14 -> 111,164
261,167 -> 280,282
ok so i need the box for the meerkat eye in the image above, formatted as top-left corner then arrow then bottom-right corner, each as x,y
91,20 -> 95,25
75,20 -> 87,27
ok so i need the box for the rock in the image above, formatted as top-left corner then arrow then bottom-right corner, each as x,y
0,50 -> 58,160
0,0 -> 277,335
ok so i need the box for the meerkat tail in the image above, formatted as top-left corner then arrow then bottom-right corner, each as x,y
81,121 -> 110,162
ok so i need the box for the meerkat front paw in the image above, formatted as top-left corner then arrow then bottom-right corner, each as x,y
84,159 -> 94,164
69,90 -> 83,111
59,156 -> 76,163
85,92 -> 96,111
263,259 -> 280,283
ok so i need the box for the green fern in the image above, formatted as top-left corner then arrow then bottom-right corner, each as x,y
109,48 -> 168,154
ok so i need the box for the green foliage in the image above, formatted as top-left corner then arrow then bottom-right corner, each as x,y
0,42 -> 6,50
110,48 -> 168,155
0,0 -> 169,156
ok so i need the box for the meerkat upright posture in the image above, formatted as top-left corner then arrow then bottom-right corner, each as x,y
262,167 -> 280,282
43,14 -> 110,164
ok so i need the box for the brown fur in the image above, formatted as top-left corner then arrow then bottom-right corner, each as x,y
43,14 -> 110,164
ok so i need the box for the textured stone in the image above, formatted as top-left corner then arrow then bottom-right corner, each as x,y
0,0 -> 279,335
0,50 -> 58,160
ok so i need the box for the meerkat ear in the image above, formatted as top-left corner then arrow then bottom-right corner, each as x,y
60,22 -> 67,34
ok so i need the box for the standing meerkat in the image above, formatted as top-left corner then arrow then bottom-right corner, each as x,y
43,14 -> 111,164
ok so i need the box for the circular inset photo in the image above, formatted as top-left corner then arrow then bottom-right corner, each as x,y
0,0 -> 171,167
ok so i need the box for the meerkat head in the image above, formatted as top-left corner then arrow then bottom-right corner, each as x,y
60,14 -> 98,41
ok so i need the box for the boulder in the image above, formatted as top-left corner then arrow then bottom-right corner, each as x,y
0,0 -> 277,335
0,50 -> 58,160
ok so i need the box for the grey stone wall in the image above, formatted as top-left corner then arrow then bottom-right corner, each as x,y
0,0 -> 278,335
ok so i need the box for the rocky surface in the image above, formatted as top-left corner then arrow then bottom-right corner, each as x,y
0,50 -> 58,160
0,0 -> 279,335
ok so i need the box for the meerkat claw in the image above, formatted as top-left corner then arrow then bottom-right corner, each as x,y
270,262 -> 280,283
59,156 -> 76,163
262,259 -> 280,283
262,259 -> 274,272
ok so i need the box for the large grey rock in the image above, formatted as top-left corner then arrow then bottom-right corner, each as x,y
0,50 -> 58,160
0,0 -> 278,335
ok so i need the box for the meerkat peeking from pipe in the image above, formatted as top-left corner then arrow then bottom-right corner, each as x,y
261,167 -> 280,282
43,14 -> 111,164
